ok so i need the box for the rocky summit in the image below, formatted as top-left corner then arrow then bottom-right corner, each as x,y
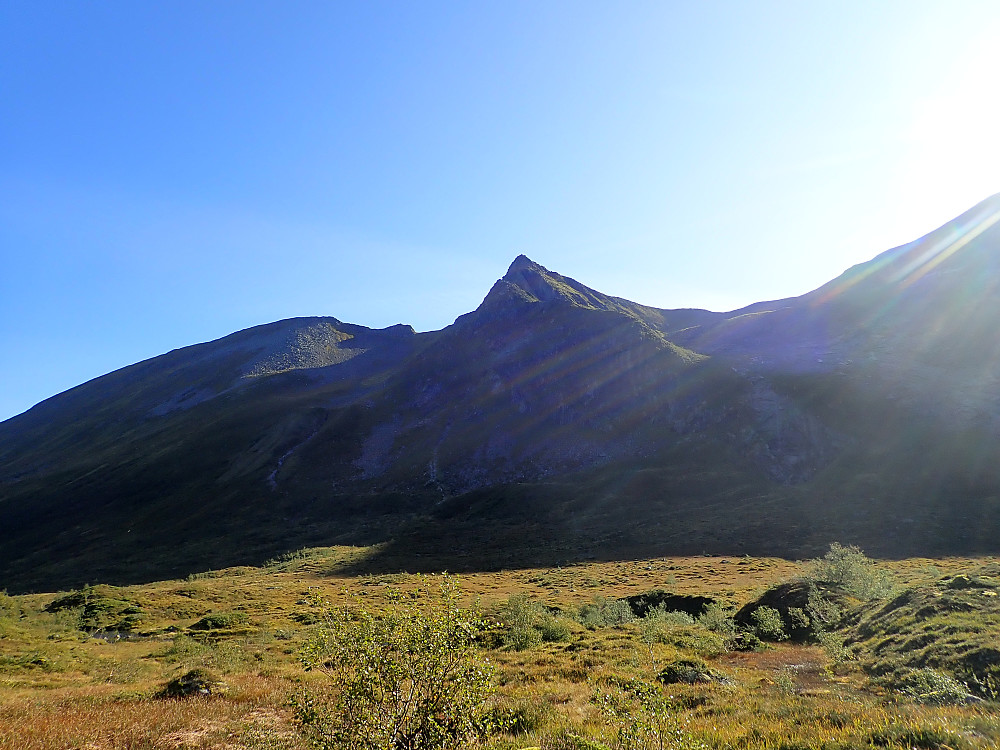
4,194 -> 1000,592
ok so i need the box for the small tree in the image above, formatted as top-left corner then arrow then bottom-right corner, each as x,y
298,575 -> 501,750
497,593 -> 543,651
810,543 -> 895,600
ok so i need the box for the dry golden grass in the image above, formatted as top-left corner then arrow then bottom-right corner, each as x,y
1,549 -> 999,749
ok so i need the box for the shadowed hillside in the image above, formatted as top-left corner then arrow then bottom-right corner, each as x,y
3,195 -> 1000,592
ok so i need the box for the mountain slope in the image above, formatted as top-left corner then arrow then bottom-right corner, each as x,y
3,195 -> 1000,592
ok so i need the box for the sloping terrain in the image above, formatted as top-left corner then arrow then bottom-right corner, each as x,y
3,195 -> 1000,592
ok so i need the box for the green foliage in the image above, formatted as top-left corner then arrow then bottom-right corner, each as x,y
810,543 -> 895,600
493,593 -> 572,649
815,630 -> 849,664
639,606 -> 690,652
656,657 -> 715,685
844,565 -> 1000,697
157,633 -> 211,663
725,631 -> 764,652
498,593 -> 543,651
786,607 -> 810,632
190,611 -> 249,630
297,575 -> 502,750
888,667 -> 979,706
158,667 -> 223,698
805,582 -> 843,634
697,601 -> 736,635
751,606 -> 788,641
644,605 -> 695,627
638,606 -> 725,660
0,590 -> 19,619
263,547 -> 320,568
43,587 -> 146,632
0,651 -> 62,674
537,615 -> 572,643
595,679 -> 707,750
578,597 -> 635,628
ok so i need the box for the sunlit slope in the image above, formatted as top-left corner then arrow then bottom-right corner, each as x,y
3,196 -> 1000,591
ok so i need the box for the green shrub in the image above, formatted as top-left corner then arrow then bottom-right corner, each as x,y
505,624 -> 543,651
805,582 -> 843,634
498,593 -> 544,650
786,607 -> 810,631
726,631 -> 763,652
157,634 -> 210,663
578,597 -> 635,628
656,657 -> 714,684
751,606 -> 788,641
158,667 -> 223,698
44,587 -> 146,632
886,667 -> 979,706
810,543 -> 895,600
645,606 -> 695,627
297,575 -> 502,750
537,615 -> 572,643
697,601 -> 736,635
190,611 -> 249,630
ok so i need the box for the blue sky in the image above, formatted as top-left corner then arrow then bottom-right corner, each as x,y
3,1 -> 1000,421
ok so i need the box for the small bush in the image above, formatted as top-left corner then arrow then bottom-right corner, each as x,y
596,678 -> 706,750
645,606 -> 695,627
297,575 -> 502,750
537,616 -> 572,643
697,601 -> 736,635
751,606 -> 788,641
886,668 -> 979,706
498,593 -> 543,651
578,597 -> 635,628
44,588 -> 146,632
190,612 -> 249,630
158,634 -> 210,663
805,582 -> 843,634
505,624 -> 543,651
810,543 -> 895,600
726,631 -> 763,652
656,657 -> 715,684
786,607 -> 810,631
159,667 -> 223,698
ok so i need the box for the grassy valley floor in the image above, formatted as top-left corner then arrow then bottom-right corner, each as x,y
2,548 -> 999,749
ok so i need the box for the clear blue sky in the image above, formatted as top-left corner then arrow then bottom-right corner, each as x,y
3,1 -> 1000,422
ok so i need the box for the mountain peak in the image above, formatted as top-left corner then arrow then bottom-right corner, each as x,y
471,254 -> 639,323
504,254 -> 544,277
479,255 -> 607,313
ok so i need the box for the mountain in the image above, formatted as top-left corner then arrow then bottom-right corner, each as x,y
4,195 -> 1000,592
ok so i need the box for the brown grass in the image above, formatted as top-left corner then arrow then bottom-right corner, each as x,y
1,549 -> 999,749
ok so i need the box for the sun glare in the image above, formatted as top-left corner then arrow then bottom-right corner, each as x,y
897,32 -> 1000,219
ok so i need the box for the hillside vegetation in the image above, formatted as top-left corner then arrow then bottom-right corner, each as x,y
2,546 -> 1000,749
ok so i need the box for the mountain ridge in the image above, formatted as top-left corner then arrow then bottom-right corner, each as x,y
4,195 -> 1000,592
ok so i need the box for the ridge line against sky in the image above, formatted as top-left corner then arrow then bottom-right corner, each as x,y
3,1 -> 1000,422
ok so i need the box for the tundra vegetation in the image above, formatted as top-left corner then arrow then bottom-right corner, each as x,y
1,545 -> 1000,749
